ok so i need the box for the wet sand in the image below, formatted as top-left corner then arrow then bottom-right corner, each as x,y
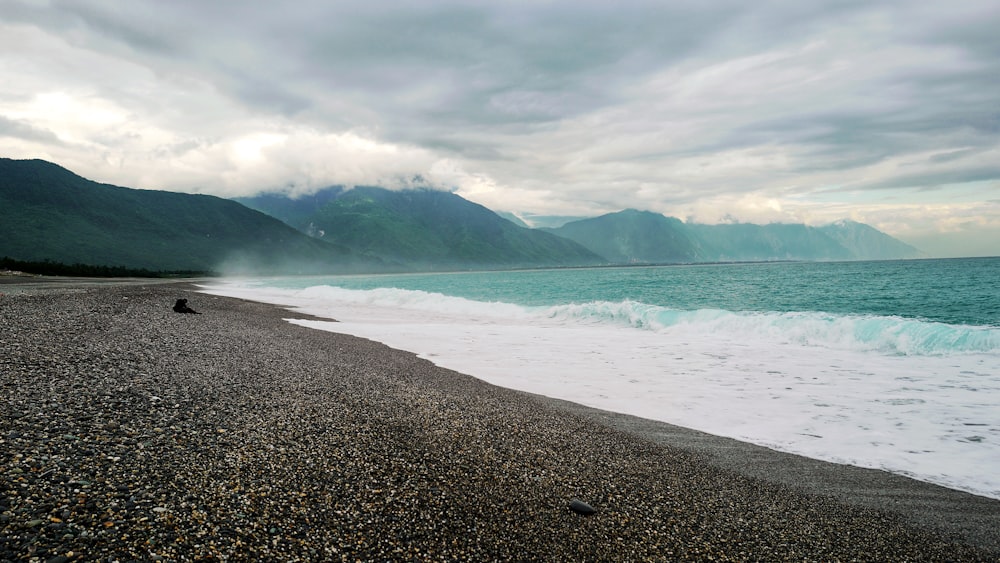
1,280 -> 998,561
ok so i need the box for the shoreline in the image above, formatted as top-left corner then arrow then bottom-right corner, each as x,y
542,396 -> 1000,552
234,288 -> 1000,551
199,277 -> 1000,503
2,280 -> 998,560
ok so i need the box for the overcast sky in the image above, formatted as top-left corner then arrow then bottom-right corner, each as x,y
2,0 -> 999,256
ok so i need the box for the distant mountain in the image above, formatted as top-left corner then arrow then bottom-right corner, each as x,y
0,158 -> 379,274
238,186 -> 603,269
517,213 -> 594,229
238,185 -> 921,267
817,220 -> 923,261
686,223 -> 852,262
547,210 -> 922,263
495,211 -> 530,228
3,158 -> 922,275
543,209 -> 703,264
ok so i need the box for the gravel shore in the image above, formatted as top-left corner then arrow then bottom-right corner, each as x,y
2,281 -> 998,561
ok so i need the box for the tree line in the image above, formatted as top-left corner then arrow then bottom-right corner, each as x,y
0,256 -> 209,278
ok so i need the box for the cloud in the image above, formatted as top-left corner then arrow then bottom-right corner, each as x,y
1,0 -> 999,255
0,115 -> 64,145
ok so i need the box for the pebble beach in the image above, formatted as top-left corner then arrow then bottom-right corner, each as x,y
2,280 -> 999,561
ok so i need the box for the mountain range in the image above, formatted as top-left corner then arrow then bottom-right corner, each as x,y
235,187 -> 601,269
543,209 -> 921,263
1,158 -> 923,274
240,189 -> 922,265
0,158 -> 379,274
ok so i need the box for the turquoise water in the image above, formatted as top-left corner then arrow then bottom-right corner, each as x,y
205,256 -> 1000,497
263,257 -> 999,328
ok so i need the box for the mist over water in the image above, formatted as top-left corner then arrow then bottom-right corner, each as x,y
202,258 -> 1000,499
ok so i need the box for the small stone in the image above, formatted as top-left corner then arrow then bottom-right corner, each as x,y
568,498 -> 596,515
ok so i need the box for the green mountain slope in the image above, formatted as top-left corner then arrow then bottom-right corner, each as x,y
0,158 -> 376,273
686,223 -> 851,261
543,209 -> 703,263
495,211 -> 530,228
548,210 -> 922,263
818,220 -> 924,260
238,186 -> 603,269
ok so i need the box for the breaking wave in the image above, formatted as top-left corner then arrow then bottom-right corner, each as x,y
543,300 -> 999,356
281,285 -> 998,357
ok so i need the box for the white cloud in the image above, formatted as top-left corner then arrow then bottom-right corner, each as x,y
1,0 -> 999,256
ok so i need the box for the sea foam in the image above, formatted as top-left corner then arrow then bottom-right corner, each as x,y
223,283 -> 999,356
200,281 -> 1000,500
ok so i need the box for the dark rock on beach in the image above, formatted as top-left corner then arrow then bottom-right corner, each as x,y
568,498 -> 596,515
1,280 -> 999,561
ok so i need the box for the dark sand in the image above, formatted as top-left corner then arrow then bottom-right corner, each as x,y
1,279 -> 998,561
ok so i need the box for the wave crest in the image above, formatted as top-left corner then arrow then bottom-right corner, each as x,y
211,283 -> 1000,356
542,299 -> 998,356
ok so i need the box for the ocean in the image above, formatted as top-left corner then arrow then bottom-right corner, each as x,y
200,257 -> 1000,499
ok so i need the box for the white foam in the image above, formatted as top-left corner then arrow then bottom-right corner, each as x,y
201,282 -> 1000,499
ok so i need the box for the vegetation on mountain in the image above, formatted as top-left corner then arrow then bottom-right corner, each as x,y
543,209 -> 703,264
0,158 -> 379,274
817,220 -> 923,261
3,158 -> 922,275
0,256 -> 199,278
686,223 -> 851,262
238,186 -> 603,269
547,210 -> 922,263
